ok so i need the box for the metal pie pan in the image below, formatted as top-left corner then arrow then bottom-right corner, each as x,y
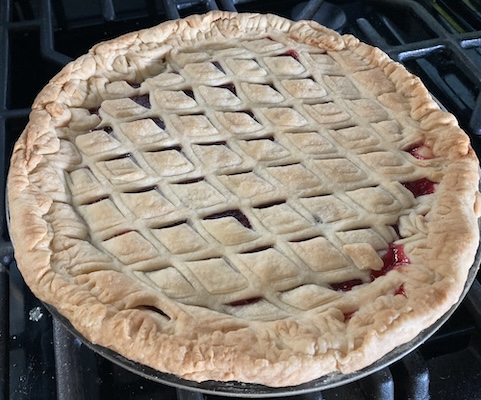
43,249 -> 480,398
6,175 -> 481,397
6,98 -> 481,396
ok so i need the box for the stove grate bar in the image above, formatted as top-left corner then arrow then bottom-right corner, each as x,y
359,367 -> 394,400
176,388 -> 205,400
53,318 -> 101,400
395,351 -> 430,400
53,318 -> 85,400
294,0 -> 326,21
355,18 -> 390,49
350,1 -> 481,143
40,0 -> 73,66
163,0 -> 232,19
0,265 -> 9,400
470,95 -> 481,136
217,0 -> 237,12
466,280 -> 481,332
100,0 -> 116,21
163,0 -> 181,19
0,2 -> 10,114
0,1 -> 12,396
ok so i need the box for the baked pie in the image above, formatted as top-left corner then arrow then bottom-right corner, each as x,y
7,11 -> 481,387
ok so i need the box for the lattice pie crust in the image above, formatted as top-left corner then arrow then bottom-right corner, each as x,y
7,12 -> 481,387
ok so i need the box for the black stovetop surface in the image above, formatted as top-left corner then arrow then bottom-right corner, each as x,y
1,1 -> 481,399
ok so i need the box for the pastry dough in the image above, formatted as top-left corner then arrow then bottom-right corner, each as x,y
7,11 -> 481,387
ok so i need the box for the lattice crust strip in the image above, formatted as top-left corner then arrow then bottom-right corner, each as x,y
62,32 -> 440,318
8,12 -> 480,387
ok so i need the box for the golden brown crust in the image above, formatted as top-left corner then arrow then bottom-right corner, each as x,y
7,11 -> 480,387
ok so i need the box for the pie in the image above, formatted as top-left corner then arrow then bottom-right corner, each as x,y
7,11 -> 481,387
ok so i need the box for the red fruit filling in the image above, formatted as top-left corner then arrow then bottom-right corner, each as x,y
395,284 -> 407,297
218,83 -> 237,95
128,82 -> 141,89
391,224 -> 401,237
405,144 -> 433,160
343,310 -> 357,321
283,49 -> 300,60
109,229 -> 136,239
151,117 -> 166,129
89,107 -> 100,116
131,94 -> 151,108
139,305 -> 170,319
204,209 -> 252,229
371,243 -> 410,281
227,297 -> 262,307
212,61 -> 225,73
183,89 -> 195,99
330,279 -> 364,292
403,178 -> 436,197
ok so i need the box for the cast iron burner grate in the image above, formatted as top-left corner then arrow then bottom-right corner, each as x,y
1,1 -> 481,399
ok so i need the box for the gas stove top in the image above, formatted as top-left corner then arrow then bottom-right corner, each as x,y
1,1 -> 481,399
